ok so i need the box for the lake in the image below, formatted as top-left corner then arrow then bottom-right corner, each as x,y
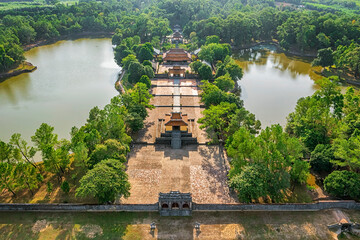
0,38 -> 120,142
234,45 -> 323,128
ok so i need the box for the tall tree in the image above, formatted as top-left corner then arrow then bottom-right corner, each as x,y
76,159 -> 131,203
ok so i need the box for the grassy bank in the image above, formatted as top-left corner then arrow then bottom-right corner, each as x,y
0,210 -> 360,239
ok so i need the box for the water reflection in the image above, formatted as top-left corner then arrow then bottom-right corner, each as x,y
233,45 -> 322,127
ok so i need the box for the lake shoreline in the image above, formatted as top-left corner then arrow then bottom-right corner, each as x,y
0,32 -> 113,83
232,40 -> 317,58
22,31 -> 113,51
0,61 -> 37,82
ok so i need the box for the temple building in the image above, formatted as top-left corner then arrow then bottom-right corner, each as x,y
171,31 -> 183,44
156,112 -> 197,149
163,48 -> 191,64
168,66 -> 185,78
164,112 -> 189,132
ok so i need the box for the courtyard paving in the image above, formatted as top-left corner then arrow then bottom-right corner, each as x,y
121,145 -> 238,204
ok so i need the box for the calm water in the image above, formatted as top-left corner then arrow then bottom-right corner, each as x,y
0,38 -> 120,142
234,45 -> 323,128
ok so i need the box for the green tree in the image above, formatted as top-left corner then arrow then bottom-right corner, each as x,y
227,108 -> 261,136
0,141 -> 12,162
121,54 -> 138,71
9,133 -> 37,169
335,43 -> 360,78
138,44 -> 153,63
224,61 -> 243,81
143,65 -> 155,79
189,60 -> 203,73
0,162 -> 17,197
31,123 -> 70,178
128,62 -> 144,84
286,78 -> 342,151
130,82 -> 154,109
290,159 -> 310,185
316,33 -> 331,48
114,44 -> 134,66
200,81 -> 228,108
229,164 -> 268,203
139,75 -> 151,89
89,139 -> 127,168
0,45 -> 15,72
333,134 -> 360,172
76,159 -> 131,203
312,48 -> 334,68
324,170 -> 360,200
198,64 -> 212,80
226,125 -> 306,202
198,102 -> 237,142
142,60 -> 152,67
205,35 -> 220,45
198,43 -> 230,63
15,163 -> 41,196
214,74 -> 234,92
310,144 -> 333,173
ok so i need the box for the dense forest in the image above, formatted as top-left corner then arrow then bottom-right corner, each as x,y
0,0 -> 360,203
1,0 -> 360,72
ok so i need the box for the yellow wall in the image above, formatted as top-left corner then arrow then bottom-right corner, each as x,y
180,126 -> 187,131
165,126 -> 172,132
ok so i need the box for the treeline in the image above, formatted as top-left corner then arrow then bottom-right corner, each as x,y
313,42 -> 360,78
0,0 -> 171,72
182,7 -> 360,52
0,84 -> 154,203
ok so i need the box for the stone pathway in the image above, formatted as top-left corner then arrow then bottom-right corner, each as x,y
173,78 -> 180,112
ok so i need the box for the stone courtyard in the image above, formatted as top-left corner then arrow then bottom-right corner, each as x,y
121,145 -> 238,204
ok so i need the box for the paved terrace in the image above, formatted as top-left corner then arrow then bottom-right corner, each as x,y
134,78 -> 207,144
121,145 -> 238,204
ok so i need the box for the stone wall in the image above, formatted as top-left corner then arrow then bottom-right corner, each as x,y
0,203 -> 158,212
194,201 -> 360,211
154,74 -> 168,78
0,201 -> 359,212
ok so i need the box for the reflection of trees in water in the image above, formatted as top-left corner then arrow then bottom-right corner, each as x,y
235,48 -> 269,63
234,49 -> 269,72
271,53 -> 310,76
234,47 -> 322,81
0,74 -> 32,105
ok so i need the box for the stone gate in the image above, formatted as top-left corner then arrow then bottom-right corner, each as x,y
158,191 -> 192,216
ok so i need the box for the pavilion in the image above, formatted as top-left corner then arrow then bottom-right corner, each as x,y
163,48 -> 191,64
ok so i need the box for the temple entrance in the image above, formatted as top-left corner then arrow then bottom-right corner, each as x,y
159,191 -> 193,216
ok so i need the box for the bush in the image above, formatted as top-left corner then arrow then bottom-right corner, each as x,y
61,181 -> 70,193
47,182 -> 53,193
324,170 -> 360,200
310,144 -> 333,173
